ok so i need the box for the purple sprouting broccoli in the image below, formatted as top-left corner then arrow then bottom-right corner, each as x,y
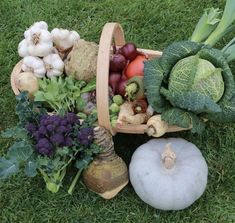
66,113 -> 80,125
36,138 -> 54,156
63,136 -> 73,147
38,126 -> 47,135
26,123 -> 37,135
77,127 -> 94,146
50,133 -> 64,146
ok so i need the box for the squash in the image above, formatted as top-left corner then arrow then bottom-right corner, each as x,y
129,138 -> 208,210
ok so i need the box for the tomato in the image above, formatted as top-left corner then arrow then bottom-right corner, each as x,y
125,55 -> 147,79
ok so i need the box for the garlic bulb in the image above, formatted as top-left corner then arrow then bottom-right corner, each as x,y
51,28 -> 80,51
43,54 -> 64,78
24,21 -> 48,38
18,39 -> 30,57
25,26 -> 53,57
22,56 -> 46,78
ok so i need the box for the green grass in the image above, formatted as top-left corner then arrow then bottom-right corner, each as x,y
0,0 -> 235,222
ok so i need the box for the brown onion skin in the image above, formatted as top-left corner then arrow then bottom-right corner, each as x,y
109,54 -> 127,72
119,42 -> 138,61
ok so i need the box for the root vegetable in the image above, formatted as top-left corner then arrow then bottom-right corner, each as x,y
65,39 -> 98,82
83,126 -> 129,199
109,53 -> 127,72
117,102 -> 147,125
118,43 -> 138,61
133,99 -> 148,114
146,115 -> 169,137
117,78 -> 127,97
109,72 -> 121,93
16,72 -> 39,98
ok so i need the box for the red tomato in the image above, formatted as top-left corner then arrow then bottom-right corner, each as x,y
125,55 -> 147,79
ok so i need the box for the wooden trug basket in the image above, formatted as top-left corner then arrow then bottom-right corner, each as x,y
96,23 -> 187,135
10,22 -> 187,136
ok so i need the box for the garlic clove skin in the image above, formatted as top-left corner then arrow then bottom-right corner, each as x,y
22,56 -> 46,78
18,39 -> 29,57
26,27 -> 53,57
51,28 -> 80,51
24,21 -> 48,38
43,54 -> 64,78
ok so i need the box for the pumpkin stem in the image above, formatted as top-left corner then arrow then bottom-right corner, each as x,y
162,143 -> 176,169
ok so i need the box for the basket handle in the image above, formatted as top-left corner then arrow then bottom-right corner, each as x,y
96,23 -> 126,135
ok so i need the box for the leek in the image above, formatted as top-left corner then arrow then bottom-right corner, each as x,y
204,0 -> 235,46
191,8 -> 221,43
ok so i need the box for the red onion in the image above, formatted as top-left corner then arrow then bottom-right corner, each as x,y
119,43 -> 138,61
110,53 -> 127,72
109,72 -> 121,93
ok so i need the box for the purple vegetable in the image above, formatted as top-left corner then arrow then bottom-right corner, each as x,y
119,43 -> 138,61
77,127 -> 94,146
109,72 -> 121,93
109,53 -> 127,72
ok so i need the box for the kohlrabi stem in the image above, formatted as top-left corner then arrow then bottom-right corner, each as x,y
68,168 -> 83,195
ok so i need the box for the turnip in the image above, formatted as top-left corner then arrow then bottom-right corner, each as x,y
16,72 -> 39,98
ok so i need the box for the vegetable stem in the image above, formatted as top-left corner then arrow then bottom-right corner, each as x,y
68,168 -> 83,195
204,0 -> 235,46
191,8 -> 221,43
125,82 -> 138,100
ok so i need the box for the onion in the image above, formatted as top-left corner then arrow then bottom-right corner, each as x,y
119,42 -> 138,61
109,72 -> 121,93
110,53 -> 127,72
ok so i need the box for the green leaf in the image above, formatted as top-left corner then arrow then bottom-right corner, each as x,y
75,156 -> 92,169
25,160 -> 37,177
191,8 -> 221,42
0,157 -> 19,179
80,78 -> 96,93
144,58 -> 169,112
199,47 -> 235,103
208,94 -> 235,122
161,108 -> 192,128
190,114 -> 206,134
161,108 -> 206,134
160,88 -> 221,114
160,41 -> 203,78
1,126 -> 27,140
7,141 -> 34,162
34,91 -> 46,102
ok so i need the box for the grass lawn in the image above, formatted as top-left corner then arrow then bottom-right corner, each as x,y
0,0 -> 235,222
